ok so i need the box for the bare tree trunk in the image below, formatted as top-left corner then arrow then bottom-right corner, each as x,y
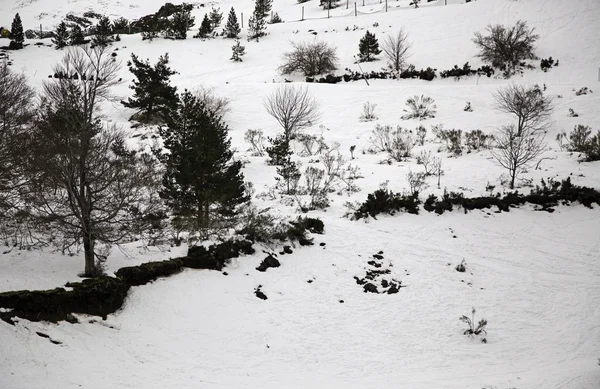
83,228 -> 95,276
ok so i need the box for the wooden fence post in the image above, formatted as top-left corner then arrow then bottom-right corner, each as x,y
241,13 -> 243,28
302,6 -> 304,20
355,2 -> 357,16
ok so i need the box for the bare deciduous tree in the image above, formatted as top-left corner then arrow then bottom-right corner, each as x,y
494,84 -> 553,136
24,46 -> 163,277
381,28 -> 411,73
192,86 -> 231,118
473,20 -> 539,75
279,41 -> 338,77
490,124 -> 546,189
264,84 -> 321,142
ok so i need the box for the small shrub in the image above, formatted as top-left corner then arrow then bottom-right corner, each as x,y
244,129 -> 265,156
416,151 -> 439,176
437,129 -> 463,156
540,56 -> 558,72
455,259 -> 466,272
353,186 -> 420,220
563,125 -> 600,161
406,171 -> 429,197
460,307 -> 488,337
359,101 -> 378,121
401,95 -> 437,120
464,101 -> 473,112
568,108 -> 579,117
269,12 -> 283,24
416,125 -> 427,145
465,129 -> 493,152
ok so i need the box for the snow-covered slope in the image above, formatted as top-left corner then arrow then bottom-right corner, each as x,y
1,0 -> 600,388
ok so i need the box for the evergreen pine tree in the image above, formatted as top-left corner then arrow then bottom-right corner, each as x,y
230,40 -> 246,62
122,53 -> 178,123
256,0 -> 273,18
92,16 -> 114,46
9,13 -> 24,50
276,154 -> 301,195
195,14 -> 213,38
156,90 -> 249,230
247,3 -> 266,42
266,133 -> 291,166
358,30 -> 382,62
166,10 -> 194,40
52,21 -> 69,49
69,25 -> 86,45
209,7 -> 223,30
224,7 -> 241,39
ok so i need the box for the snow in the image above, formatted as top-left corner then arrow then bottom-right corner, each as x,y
1,0 -> 600,388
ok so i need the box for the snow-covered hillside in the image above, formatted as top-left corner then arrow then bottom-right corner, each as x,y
1,0 -> 600,388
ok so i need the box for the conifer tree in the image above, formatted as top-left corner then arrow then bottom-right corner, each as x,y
247,3 -> 266,42
230,40 -> 246,62
276,154 -> 301,195
209,7 -> 223,30
166,10 -> 194,40
9,13 -> 24,50
92,16 -> 114,46
52,21 -> 69,49
69,25 -> 86,45
256,0 -> 273,18
156,90 -> 249,230
224,7 -> 241,39
122,53 -> 178,123
358,30 -> 382,62
266,133 -> 291,166
195,14 -> 213,38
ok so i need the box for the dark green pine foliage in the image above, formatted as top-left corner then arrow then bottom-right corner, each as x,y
52,21 -> 69,49
9,13 -> 24,50
256,0 -> 273,18
247,4 -> 266,42
224,7 -> 240,38
230,40 -> 246,62
358,30 -> 382,62
209,7 -> 223,30
166,10 -> 194,40
92,16 -> 114,46
195,14 -> 213,38
157,90 -> 249,230
122,53 -> 178,123
276,154 -> 301,195
266,133 -> 291,166
69,25 -> 86,45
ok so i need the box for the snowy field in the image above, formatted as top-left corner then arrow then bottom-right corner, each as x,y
1,0 -> 600,388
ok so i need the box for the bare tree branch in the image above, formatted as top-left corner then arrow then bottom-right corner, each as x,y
264,84 -> 321,142
381,28 -> 411,73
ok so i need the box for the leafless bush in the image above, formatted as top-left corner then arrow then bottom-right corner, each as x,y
406,170 -> 428,197
465,129 -> 493,152
265,84 -> 321,142
382,28 -> 411,73
193,86 -> 231,117
416,151 -> 440,176
437,129 -> 463,156
416,125 -> 427,145
401,95 -> 437,120
279,40 -> 339,77
473,20 -> 539,76
296,133 -> 327,157
368,124 -> 414,161
244,129 -> 266,156
490,124 -> 546,189
359,101 -> 378,121
494,84 -> 553,136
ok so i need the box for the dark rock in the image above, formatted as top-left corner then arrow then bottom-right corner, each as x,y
339,300 -> 344,303
387,284 -> 399,294
363,283 -> 378,293
256,254 -> 281,272
307,279 -> 313,283
381,279 -> 389,288
222,272 -> 228,276
367,260 -> 382,268
254,286 -> 268,300
115,259 -> 183,286
283,245 -> 293,254
319,242 -> 326,246
372,254 -> 384,260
